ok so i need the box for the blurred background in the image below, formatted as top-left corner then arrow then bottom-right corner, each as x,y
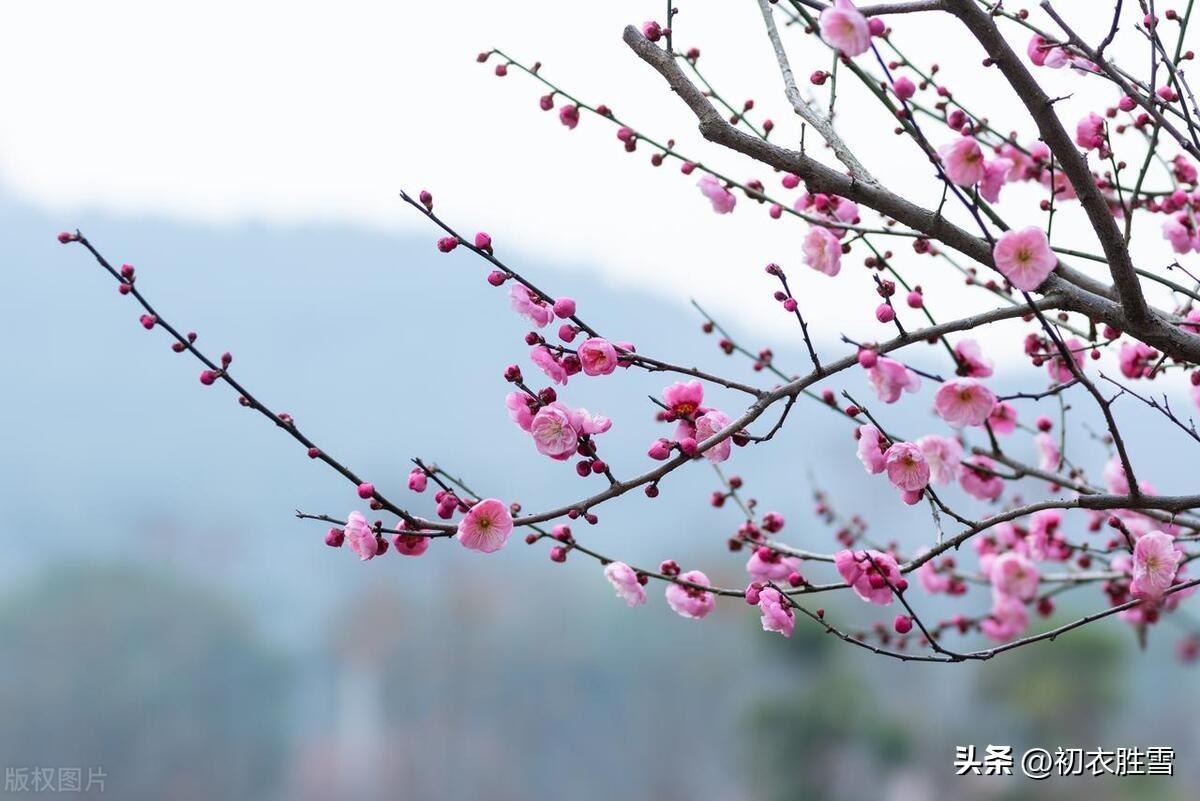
3,1 -> 1200,799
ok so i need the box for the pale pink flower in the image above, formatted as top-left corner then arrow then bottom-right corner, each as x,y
530,345 -> 569,385
694,410 -> 733,463
867,357 -> 921,403
934,378 -> 998,427
1132,531 -> 1181,601
746,550 -> 803,583
961,456 -> 1004,501
665,570 -> 716,619
918,556 -> 953,594
663,380 -> 704,417
530,404 -> 580,459
1028,509 -> 1068,561
577,337 -> 619,376
344,511 -> 378,561
1174,154 -> 1199,184
835,549 -> 901,606
980,595 -> 1030,642
987,401 -> 1017,435
979,158 -> 1014,203
819,0 -> 871,56
990,551 -> 1040,601
1163,215 -> 1199,254
1075,112 -> 1105,151
1027,34 -> 1069,68
918,435 -> 962,485
697,174 -> 736,214
856,424 -> 888,475
568,406 -> 612,436
456,498 -> 513,553
758,587 -> 795,637
939,136 -> 986,186
1103,454 -> 1131,495
604,561 -> 647,607
802,226 -> 843,276
954,338 -> 993,377
509,283 -> 553,327
884,441 -> 931,492
992,226 -> 1057,291
1035,432 -> 1061,472
1118,341 -> 1157,379
1046,336 -> 1085,382
506,391 -> 536,432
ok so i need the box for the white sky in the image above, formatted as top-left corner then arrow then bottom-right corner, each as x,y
1,1 -> 1189,359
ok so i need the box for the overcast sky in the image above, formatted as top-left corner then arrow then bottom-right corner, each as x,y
2,1 -> 1187,362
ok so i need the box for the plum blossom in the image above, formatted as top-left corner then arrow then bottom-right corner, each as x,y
456,498 -> 514,553
1046,336 -> 1085,382
1027,34 -> 1069,68
818,0 -> 871,57
835,549 -> 902,606
980,158 -> 1013,203
987,402 -> 1017,435
530,345 -> 569,385
506,391 -> 536,431
558,104 -> 580,129
1103,454 -> 1131,495
509,283 -> 554,327
867,357 -> 921,403
934,378 -> 998,427
758,587 -> 795,637
992,226 -> 1057,291
663,380 -> 704,417
697,174 -> 736,214
577,337 -> 619,376
990,551 -> 1040,601
802,226 -> 843,276
530,404 -> 581,459
344,511 -> 378,561
665,571 -> 716,619
961,456 -> 1004,501
939,136 -> 986,186
980,595 -> 1030,642
1118,341 -> 1157,379
954,338 -> 994,378
1035,432 -> 1061,472
603,561 -> 647,607
884,441 -> 930,492
1163,214 -> 1200,254
1132,531 -> 1181,601
694,409 -> 733,463
856,424 -> 888,474
1075,112 -> 1106,151
393,530 -> 430,557
746,549 -> 803,583
918,556 -> 953,595
918,435 -> 962,485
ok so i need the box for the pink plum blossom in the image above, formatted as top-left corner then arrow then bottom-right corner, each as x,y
665,571 -> 717,619
758,587 -> 795,637
961,456 -> 1004,501
835,549 -> 902,606
867,357 -> 921,403
456,498 -> 514,553
746,549 -> 803,583
697,174 -> 736,214
663,380 -> 704,417
934,378 -> 998,427
1163,214 -> 1200,254
558,104 -> 580,129
987,401 -> 1017,435
1103,454 -> 1131,495
604,561 -> 647,607
980,595 -> 1030,642
918,435 -> 962,485
939,136 -> 986,186
393,531 -> 430,557
802,226 -> 843,276
980,158 -> 1014,203
506,391 -> 536,431
990,551 -> 1040,601
1035,432 -> 1061,472
954,338 -> 994,377
1118,341 -> 1157,379
530,404 -> 581,459
1075,112 -> 1105,151
884,441 -> 931,492
1132,531 -> 1181,601
578,337 -> 619,376
819,0 -> 871,56
992,226 -> 1057,291
530,345 -> 569,385
344,511 -> 377,561
1027,34 -> 1070,68
856,424 -> 888,474
918,557 -> 953,594
694,410 -> 733,463
1046,336 -> 1085,382
509,283 -> 554,327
